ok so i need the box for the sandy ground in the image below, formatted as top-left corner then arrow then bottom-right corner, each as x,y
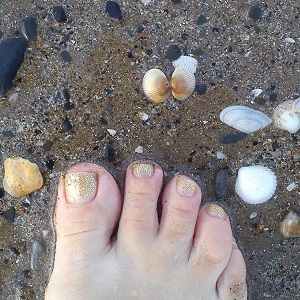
0,1 -> 299,299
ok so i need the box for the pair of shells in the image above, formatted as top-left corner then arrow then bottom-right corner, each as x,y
273,98 -> 300,134
235,165 -> 277,204
142,66 -> 196,103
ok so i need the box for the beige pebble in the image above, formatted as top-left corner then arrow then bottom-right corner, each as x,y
3,157 -> 43,197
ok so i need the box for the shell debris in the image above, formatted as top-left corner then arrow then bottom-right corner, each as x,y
172,55 -> 198,74
279,210 -> 300,237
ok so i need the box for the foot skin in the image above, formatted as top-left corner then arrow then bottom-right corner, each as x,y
45,161 -> 247,300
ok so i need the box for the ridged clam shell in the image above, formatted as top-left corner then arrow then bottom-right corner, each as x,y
142,68 -> 170,103
273,100 -> 300,134
170,66 -> 196,101
235,165 -> 277,204
279,210 -> 300,238
292,97 -> 300,113
172,55 -> 198,74
219,106 -> 271,134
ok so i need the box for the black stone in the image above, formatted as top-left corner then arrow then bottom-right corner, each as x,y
105,144 -> 115,162
19,17 -> 37,41
269,93 -> 277,102
63,102 -> 74,110
106,1 -> 123,20
53,6 -> 67,23
181,32 -> 189,40
62,88 -> 70,101
196,15 -> 207,25
46,159 -> 55,170
62,117 -> 73,132
195,83 -> 207,95
43,140 -> 53,151
215,169 -> 230,198
0,38 -> 26,94
0,187 -> 4,198
2,130 -> 15,138
249,6 -> 262,21
2,206 -> 16,223
60,51 -> 72,63
106,105 -> 114,113
165,45 -> 181,61
136,25 -> 145,33
0,31 -> 4,38
104,87 -> 113,94
99,116 -> 108,125
219,132 -> 247,144
8,247 -> 20,256
171,0 -> 181,3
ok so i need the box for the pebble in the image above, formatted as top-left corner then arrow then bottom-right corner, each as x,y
195,83 -> 207,95
251,88 -> 263,97
165,45 -> 181,61
250,212 -> 258,219
30,240 -> 46,271
2,206 -> 16,223
60,50 -> 72,63
46,159 -> 55,170
106,1 -> 123,20
249,6 -> 262,21
107,128 -> 117,136
62,88 -> 70,101
215,169 -> 230,198
0,31 -> 4,38
19,16 -> 37,41
0,187 -> 4,198
269,93 -> 277,102
105,144 -> 115,162
3,130 -> 15,138
254,97 -> 266,105
99,116 -> 108,125
171,0 -> 181,3
135,146 -> 144,154
43,140 -> 53,151
286,182 -> 297,192
61,117 -> 73,132
0,38 -> 26,94
53,6 -> 68,23
196,14 -> 207,25
106,105 -> 114,113
63,102 -> 75,110
3,157 -> 43,197
9,92 -> 19,101
219,132 -> 247,144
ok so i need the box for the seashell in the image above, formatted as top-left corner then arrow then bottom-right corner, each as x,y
142,68 -> 170,103
219,105 -> 272,134
279,210 -> 300,237
172,55 -> 198,74
170,66 -> 196,101
273,100 -> 300,134
292,97 -> 300,113
235,165 -> 277,204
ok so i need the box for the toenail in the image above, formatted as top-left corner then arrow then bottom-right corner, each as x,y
64,172 -> 97,203
232,237 -> 238,249
176,177 -> 197,197
206,203 -> 227,220
132,162 -> 154,178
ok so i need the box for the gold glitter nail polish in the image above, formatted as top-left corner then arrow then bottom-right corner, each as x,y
176,177 -> 197,197
65,172 -> 97,203
206,203 -> 227,220
133,163 -> 154,178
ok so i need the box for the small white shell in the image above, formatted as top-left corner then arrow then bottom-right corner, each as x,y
219,105 -> 271,134
142,68 -> 170,103
273,100 -> 300,134
235,165 -> 277,204
292,97 -> 300,113
172,55 -> 198,74
170,66 -> 196,101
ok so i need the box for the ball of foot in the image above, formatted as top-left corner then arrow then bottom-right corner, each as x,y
3,157 -> 43,197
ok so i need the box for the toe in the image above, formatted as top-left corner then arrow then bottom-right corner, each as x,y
118,160 -> 163,248
54,163 -> 122,262
189,204 -> 233,287
158,175 -> 202,260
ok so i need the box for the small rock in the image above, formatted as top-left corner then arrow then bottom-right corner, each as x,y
215,169 -> 230,198
251,88 -> 263,97
105,144 -> 115,162
63,102 -> 75,110
269,93 -> 277,102
0,31 -> 4,38
165,45 -> 181,61
171,0 -> 181,3
0,187 -> 4,198
0,38 -> 27,94
99,116 -> 108,125
19,16 -> 37,41
139,112 -> 150,121
3,157 -> 43,197
135,146 -> 144,154
53,6 -> 68,23
216,151 -> 226,159
249,6 -> 262,21
106,105 -> 114,113
9,92 -> 19,101
254,97 -> 266,105
30,240 -> 46,271
106,1 -> 123,20
286,182 -> 297,192
250,212 -> 258,219
62,117 -> 73,132
285,37 -> 295,44
107,128 -> 117,136
195,83 -> 207,95
46,159 -> 55,170
3,130 -> 15,138
62,88 -> 70,101
219,132 -> 247,144
60,50 -> 72,63
196,14 -> 207,25
2,206 -> 16,223
43,140 -> 53,151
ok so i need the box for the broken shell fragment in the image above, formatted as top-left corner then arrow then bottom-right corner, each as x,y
292,97 -> 300,113
142,68 -> 170,103
172,55 -> 198,74
235,165 -> 277,204
273,100 -> 300,134
3,157 -> 43,197
279,210 -> 300,237
170,66 -> 196,101
219,105 -> 271,134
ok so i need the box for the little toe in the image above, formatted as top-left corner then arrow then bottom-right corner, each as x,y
158,175 -> 202,259
118,160 -> 163,248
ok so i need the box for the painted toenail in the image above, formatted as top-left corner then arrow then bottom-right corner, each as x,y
206,203 -> 227,220
132,162 -> 154,178
65,172 -> 97,203
176,177 -> 197,197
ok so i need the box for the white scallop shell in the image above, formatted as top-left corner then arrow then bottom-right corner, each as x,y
273,100 -> 300,134
170,66 -> 196,101
219,106 -> 272,134
235,165 -> 277,204
292,97 -> 300,113
142,68 -> 170,103
172,55 -> 198,74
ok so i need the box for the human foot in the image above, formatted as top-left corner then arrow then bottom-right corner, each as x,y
45,161 -> 247,300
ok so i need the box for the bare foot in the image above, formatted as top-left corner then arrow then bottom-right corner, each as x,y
45,161 -> 247,300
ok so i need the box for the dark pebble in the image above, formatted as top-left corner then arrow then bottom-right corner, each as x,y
254,97 -> 266,105
249,6 -> 262,21
46,159 -> 55,170
0,31 -> 4,38
2,206 -> 16,223
106,1 -> 123,20
195,83 -> 207,95
215,169 -> 230,198
0,38 -> 26,94
61,117 -> 73,132
0,187 -> 4,198
8,247 -> 20,256
3,130 -> 15,138
196,14 -> 207,25
105,144 -> 115,162
171,0 -> 181,3
269,93 -> 277,102
99,116 -> 108,125
165,45 -> 181,61
106,105 -> 114,113
60,50 -> 72,63
53,6 -> 67,23
253,25 -> 261,34
219,132 -> 247,144
104,87 -> 113,94
62,88 -> 70,101
136,25 -> 145,33
19,17 -> 37,41
199,28 -> 206,38
63,102 -> 75,110
191,47 -> 203,56
43,140 -> 53,151
181,32 -> 189,40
